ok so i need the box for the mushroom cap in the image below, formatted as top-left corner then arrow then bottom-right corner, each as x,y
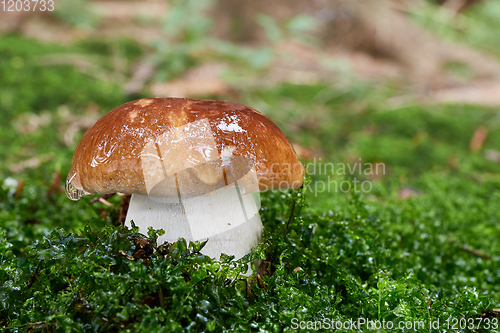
67,98 -> 304,198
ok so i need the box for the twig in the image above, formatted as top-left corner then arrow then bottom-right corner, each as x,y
284,194 -> 297,238
157,284 -> 165,309
118,250 -> 134,261
451,241 -> 491,259
98,198 -> 114,207
459,246 -> 491,260
90,193 -> 116,204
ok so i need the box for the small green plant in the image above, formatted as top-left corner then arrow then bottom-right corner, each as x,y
148,0 -> 320,82
52,0 -> 101,29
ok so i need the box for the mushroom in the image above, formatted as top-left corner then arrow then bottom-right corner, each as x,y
66,98 -> 304,260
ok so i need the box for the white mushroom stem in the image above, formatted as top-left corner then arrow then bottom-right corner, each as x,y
125,184 -> 263,261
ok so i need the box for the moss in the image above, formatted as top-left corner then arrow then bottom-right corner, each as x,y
1,35 -> 499,331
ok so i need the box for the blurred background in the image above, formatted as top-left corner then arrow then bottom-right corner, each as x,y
1,0 -> 500,205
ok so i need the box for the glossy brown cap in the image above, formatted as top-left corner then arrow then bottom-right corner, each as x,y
67,98 -> 304,198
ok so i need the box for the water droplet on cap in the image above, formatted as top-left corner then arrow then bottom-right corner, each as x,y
65,180 -> 85,201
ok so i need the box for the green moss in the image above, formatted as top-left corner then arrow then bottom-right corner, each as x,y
0,35 -> 125,119
1,36 -> 499,331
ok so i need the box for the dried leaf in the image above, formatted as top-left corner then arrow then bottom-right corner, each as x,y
470,126 -> 487,152
429,82 -> 500,106
10,156 -> 43,173
398,188 -> 419,199
482,309 -> 500,318
14,179 -> 24,199
256,273 -> 267,289
150,64 -> 228,98
139,295 -> 157,306
484,149 -> 500,163
292,143 -> 321,160
46,172 -> 62,197
118,250 -> 134,261
14,112 -> 52,134
59,104 -> 100,147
